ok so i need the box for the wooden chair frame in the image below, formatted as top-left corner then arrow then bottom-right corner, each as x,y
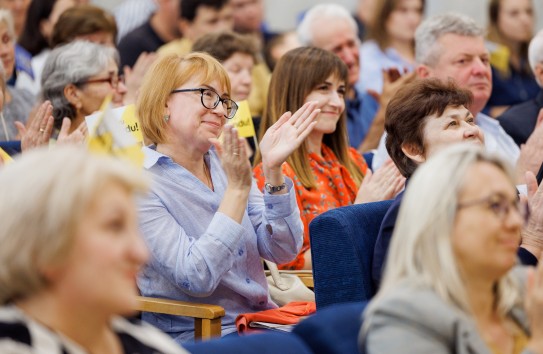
136,296 -> 225,340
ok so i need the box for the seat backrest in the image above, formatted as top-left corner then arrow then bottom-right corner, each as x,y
184,331 -> 313,354
309,200 -> 393,309
292,301 -> 367,354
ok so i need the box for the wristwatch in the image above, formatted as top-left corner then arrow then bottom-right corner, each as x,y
264,182 -> 287,194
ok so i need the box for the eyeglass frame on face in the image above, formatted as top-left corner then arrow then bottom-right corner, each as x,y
76,71 -> 124,90
457,193 -> 531,225
170,88 -> 238,119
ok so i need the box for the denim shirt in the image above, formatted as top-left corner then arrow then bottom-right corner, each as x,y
346,88 -> 379,149
137,146 -> 303,343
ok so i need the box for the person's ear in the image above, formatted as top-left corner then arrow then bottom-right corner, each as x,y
416,64 -> 431,78
401,143 -> 426,164
64,84 -> 82,110
535,63 -> 543,86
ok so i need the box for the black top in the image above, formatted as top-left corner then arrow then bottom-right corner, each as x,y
118,18 -> 166,69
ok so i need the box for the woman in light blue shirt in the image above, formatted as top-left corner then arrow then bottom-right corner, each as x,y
356,0 -> 424,95
135,52 -> 319,343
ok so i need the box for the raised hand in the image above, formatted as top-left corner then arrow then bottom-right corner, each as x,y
209,124 -> 252,191
123,52 -> 158,105
259,101 -> 320,173
56,118 -> 88,146
15,101 -> 55,152
355,159 -> 405,203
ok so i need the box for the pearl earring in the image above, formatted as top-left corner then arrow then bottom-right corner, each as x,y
164,114 -> 170,122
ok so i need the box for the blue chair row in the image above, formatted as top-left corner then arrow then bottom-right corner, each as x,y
309,200 -> 393,309
184,301 -> 367,354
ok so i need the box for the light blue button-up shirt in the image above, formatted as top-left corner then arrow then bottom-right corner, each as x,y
137,146 -> 303,343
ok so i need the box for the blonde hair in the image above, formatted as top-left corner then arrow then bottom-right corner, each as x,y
366,144 -> 522,322
137,52 -> 232,145
0,146 -> 148,304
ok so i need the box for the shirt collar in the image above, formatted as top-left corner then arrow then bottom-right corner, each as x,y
142,145 -> 169,169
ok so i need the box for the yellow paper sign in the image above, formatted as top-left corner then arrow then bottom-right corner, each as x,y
0,147 -> 12,165
87,96 -> 144,167
230,100 -> 256,138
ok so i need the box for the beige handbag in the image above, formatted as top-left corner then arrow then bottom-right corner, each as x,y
264,260 -> 315,306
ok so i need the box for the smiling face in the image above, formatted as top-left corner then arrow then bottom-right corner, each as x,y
304,74 -> 346,136
420,34 -> 492,115
47,181 -> 149,316
165,77 -> 228,152
452,161 -> 522,282
222,52 -> 254,101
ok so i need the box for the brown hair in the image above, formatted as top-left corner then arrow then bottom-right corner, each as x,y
192,30 -> 258,63
254,46 -> 363,189
50,5 -> 117,48
487,0 -> 533,76
385,78 -> 473,177
137,52 -> 231,145
368,0 -> 425,51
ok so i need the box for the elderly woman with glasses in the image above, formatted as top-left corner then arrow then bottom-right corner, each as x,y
41,40 -> 127,136
360,144 -> 543,354
136,52 -> 319,342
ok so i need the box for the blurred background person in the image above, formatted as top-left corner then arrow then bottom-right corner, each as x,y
0,146 -> 188,353
485,0 -> 539,117
354,0 -> 378,41
498,29 -> 543,146
357,0 -> 425,94
254,47 -> 404,270
41,41 -> 126,134
15,0 -> 76,95
158,0 -> 234,57
362,144 -> 543,354
0,0 -> 30,38
117,0 -> 180,69
0,9 -> 35,140
263,30 -> 300,72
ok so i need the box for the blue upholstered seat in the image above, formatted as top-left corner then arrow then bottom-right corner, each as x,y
183,331 -> 313,354
309,200 -> 393,308
293,301 -> 367,354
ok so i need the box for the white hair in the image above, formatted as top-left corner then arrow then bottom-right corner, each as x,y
297,3 -> 358,46
415,13 -> 484,66
528,30 -> 543,86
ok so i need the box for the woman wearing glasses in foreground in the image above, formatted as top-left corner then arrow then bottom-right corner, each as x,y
361,144 -> 543,353
136,52 -> 318,342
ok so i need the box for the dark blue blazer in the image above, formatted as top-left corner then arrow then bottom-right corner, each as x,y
498,90 -> 543,146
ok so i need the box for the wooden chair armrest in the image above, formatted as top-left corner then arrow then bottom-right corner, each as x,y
136,296 -> 225,340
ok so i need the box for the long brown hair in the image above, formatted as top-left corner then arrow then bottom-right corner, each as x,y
368,0 -> 425,51
254,46 -> 364,189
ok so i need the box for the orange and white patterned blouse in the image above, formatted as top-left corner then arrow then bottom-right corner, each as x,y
254,144 -> 368,270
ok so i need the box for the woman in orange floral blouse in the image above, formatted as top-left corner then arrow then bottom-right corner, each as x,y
253,47 -> 404,270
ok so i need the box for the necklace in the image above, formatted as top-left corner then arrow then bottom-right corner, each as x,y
203,158 -> 213,191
